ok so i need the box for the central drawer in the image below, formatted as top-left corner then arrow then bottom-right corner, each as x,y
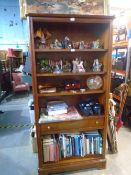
40,116 -> 105,135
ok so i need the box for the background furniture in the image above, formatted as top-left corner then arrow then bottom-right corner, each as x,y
114,83 -> 128,131
12,73 -> 30,92
7,48 -> 23,72
21,74 -> 32,87
29,14 -> 113,175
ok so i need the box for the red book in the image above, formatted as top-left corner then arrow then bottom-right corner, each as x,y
55,143 -> 59,161
49,144 -> 55,161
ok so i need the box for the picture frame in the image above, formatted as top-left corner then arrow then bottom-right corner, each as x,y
19,0 -> 109,19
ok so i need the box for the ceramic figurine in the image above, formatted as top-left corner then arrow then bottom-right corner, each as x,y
92,40 -> 104,49
41,35 -> 46,48
72,58 -> 79,72
53,61 -> 63,73
93,59 -> 102,72
63,60 -> 72,72
83,60 -> 90,71
72,42 -> 80,49
77,60 -> 85,72
79,41 -> 85,49
54,39 -> 62,49
34,28 -> 51,48
72,58 -> 85,72
61,36 -> 71,49
84,42 -> 89,49
40,58 -> 52,73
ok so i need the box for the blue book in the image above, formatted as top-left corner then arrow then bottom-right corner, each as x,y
99,136 -> 103,154
75,136 -> 80,156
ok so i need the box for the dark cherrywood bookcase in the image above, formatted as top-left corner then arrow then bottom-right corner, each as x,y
28,14 -> 114,175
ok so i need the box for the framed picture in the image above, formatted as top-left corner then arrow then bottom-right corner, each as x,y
20,0 -> 109,19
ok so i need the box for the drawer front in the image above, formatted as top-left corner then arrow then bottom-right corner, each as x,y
40,117 -> 105,135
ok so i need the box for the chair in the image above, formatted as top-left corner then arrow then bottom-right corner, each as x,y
12,73 -> 30,93
113,83 -> 129,131
107,83 -> 128,153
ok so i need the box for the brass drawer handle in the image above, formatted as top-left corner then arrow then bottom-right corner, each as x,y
96,121 -> 99,125
47,126 -> 51,130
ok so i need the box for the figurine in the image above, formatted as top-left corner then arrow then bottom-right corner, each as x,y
77,60 -> 85,72
61,36 -> 72,49
72,42 -> 80,49
34,28 -> 51,49
92,40 -> 104,49
83,60 -> 90,71
53,60 -> 63,73
39,58 -> 52,73
93,59 -> 102,72
79,41 -> 85,49
72,58 -> 79,72
72,58 -> 85,72
54,39 -> 62,49
92,40 -> 100,48
63,60 -> 72,72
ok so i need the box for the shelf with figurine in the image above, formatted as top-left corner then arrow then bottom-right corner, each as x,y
36,57 -> 103,75
34,27 -> 105,51
37,71 -> 106,77
35,48 -> 108,52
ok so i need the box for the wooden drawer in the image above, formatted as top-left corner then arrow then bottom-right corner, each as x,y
40,116 -> 105,135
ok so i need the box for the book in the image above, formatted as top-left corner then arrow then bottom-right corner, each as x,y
39,106 -> 82,123
49,144 -> 55,161
42,131 -> 102,162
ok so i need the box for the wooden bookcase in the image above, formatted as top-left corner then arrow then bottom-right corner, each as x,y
28,14 -> 114,175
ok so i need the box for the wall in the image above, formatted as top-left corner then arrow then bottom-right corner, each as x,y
0,0 -> 28,51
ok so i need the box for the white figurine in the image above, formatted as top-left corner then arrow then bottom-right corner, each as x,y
72,58 -> 79,72
72,58 -> 85,72
77,60 -> 85,72
93,59 -> 102,72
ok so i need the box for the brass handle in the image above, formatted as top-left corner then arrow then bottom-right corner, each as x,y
96,121 -> 99,124
47,126 -> 51,130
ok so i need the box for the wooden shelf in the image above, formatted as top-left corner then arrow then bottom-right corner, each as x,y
112,69 -> 126,76
35,48 -> 108,53
40,157 -> 106,174
38,90 -> 105,97
37,71 -> 106,77
29,14 -> 113,175
113,40 -> 128,49
43,154 -> 102,164
40,116 -> 105,135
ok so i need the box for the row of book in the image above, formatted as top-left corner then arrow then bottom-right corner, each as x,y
42,131 -> 102,163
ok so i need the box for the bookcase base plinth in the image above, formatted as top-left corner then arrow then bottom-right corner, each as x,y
38,158 -> 106,175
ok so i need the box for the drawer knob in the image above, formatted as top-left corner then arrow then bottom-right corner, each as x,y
96,121 -> 99,124
47,126 -> 50,130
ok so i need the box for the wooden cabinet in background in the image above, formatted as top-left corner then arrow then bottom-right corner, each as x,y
12,49 -> 23,69
28,14 -> 114,175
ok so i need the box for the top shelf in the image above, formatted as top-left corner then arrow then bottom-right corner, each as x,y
35,48 -> 108,53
